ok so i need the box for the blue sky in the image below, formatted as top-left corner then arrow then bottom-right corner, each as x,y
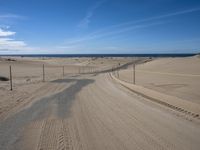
0,0 -> 200,54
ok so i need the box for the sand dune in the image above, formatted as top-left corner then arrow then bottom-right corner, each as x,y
119,56 -> 200,104
0,56 -> 200,150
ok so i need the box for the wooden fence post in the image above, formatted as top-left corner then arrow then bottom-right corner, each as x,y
9,65 -> 13,91
133,63 -> 135,84
63,66 -> 65,77
42,64 -> 45,82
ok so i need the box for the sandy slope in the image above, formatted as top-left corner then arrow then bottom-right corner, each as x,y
0,73 -> 200,150
0,56 -> 200,150
118,56 -> 200,104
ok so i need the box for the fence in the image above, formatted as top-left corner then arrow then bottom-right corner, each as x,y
111,61 -> 200,106
0,59 -> 138,91
112,62 -> 136,85
0,63 -> 107,90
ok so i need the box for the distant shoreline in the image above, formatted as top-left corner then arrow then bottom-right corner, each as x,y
0,53 -> 198,58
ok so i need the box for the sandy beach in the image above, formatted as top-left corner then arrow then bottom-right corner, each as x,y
0,56 -> 200,150
118,56 -> 200,104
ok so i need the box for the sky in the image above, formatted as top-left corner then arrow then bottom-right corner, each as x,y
0,0 -> 200,54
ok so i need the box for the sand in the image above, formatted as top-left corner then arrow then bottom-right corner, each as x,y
118,56 -> 200,105
0,56 -> 200,150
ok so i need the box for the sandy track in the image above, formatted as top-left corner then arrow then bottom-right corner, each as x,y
0,73 -> 200,150
36,119 -> 72,150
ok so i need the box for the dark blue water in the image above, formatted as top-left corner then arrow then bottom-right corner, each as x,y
0,53 -> 197,58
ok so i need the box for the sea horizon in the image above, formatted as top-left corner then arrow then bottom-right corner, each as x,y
0,53 -> 198,58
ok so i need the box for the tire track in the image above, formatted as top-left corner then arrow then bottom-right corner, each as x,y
110,73 -> 200,120
37,119 -> 58,150
57,120 -> 73,150
37,119 -> 73,150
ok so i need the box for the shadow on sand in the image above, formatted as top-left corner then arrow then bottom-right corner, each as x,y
0,78 -> 94,149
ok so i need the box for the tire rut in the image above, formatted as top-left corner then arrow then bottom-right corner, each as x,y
37,119 -> 73,150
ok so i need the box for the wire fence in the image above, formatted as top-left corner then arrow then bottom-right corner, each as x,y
0,63 -> 108,90
111,62 -> 200,105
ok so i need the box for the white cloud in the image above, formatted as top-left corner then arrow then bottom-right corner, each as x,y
100,7 -> 200,30
0,28 -> 16,37
0,28 -> 32,52
78,0 -> 107,28
66,21 -> 167,45
66,7 -> 200,45
0,14 -> 25,20
0,38 -> 27,50
0,13 -> 30,52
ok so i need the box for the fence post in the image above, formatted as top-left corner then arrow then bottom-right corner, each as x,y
9,65 -> 13,91
133,62 -> 135,84
63,66 -> 64,77
42,64 -> 45,82
115,65 -> 117,77
118,63 -> 120,79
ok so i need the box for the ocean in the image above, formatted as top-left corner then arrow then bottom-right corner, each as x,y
0,53 -> 197,58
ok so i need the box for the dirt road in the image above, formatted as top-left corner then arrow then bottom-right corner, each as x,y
0,73 -> 200,150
